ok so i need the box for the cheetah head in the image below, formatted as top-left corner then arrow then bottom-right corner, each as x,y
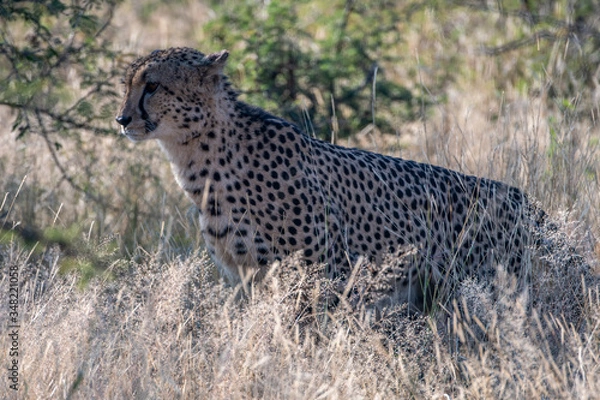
116,47 -> 229,142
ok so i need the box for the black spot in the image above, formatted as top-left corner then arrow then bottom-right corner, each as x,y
411,199 -> 418,210
257,256 -> 269,266
206,226 -> 231,239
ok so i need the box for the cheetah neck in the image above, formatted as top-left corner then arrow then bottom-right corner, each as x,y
158,139 -> 203,186
157,130 -> 229,194
156,100 -> 280,205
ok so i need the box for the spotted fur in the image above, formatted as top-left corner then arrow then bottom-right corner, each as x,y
116,47 -> 547,310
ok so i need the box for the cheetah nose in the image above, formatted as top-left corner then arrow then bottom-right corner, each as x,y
115,115 -> 132,127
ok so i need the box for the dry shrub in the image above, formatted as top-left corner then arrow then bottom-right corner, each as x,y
443,213 -> 599,399
450,273 -> 600,399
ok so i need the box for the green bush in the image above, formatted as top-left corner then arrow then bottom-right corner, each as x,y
0,0 -> 121,138
0,0 -> 122,205
206,0 -> 421,139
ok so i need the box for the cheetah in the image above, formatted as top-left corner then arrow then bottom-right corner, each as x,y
116,47 -> 549,310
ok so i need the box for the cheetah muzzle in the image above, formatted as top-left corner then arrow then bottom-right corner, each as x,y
116,47 -> 549,312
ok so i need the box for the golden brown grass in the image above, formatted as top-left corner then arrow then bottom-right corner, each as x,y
1,2 -> 599,399
0,235 -> 598,399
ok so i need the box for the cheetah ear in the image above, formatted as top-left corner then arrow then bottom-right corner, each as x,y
203,50 -> 229,74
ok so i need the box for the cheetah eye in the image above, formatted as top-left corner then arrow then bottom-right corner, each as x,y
144,82 -> 159,95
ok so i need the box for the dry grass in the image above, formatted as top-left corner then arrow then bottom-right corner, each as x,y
1,2 -> 600,399
0,232 -> 598,399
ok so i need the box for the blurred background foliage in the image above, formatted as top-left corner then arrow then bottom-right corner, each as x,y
0,0 -> 123,229
206,0 -> 420,138
0,0 -> 599,266
0,0 -> 120,138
